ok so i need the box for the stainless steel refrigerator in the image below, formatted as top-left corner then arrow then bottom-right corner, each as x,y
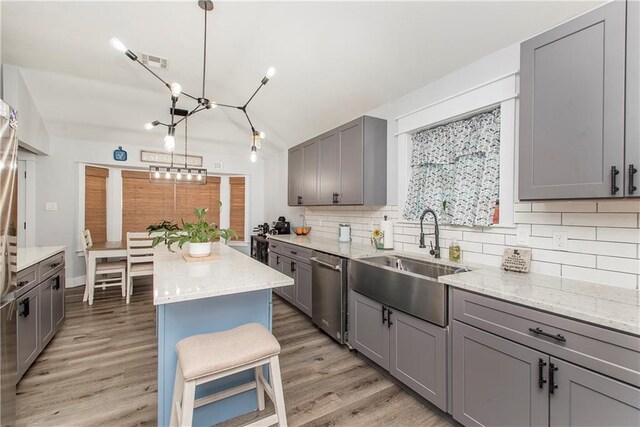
0,99 -> 18,427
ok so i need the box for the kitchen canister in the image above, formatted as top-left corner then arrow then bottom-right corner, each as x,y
338,223 -> 352,243
380,215 -> 394,249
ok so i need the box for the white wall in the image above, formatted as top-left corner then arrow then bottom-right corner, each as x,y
34,136 -> 268,284
268,43 -> 640,290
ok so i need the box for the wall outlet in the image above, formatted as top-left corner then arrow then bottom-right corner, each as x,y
45,202 -> 57,211
552,232 -> 568,251
516,225 -> 530,246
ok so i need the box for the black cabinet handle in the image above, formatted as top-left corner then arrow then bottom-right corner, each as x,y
549,363 -> 558,394
291,250 -> 297,255
611,166 -> 620,195
50,261 -> 61,268
19,297 -> 30,318
276,255 -> 280,265
333,193 -> 339,204
628,164 -> 637,195
17,280 -> 28,288
382,306 -> 388,324
538,358 -> 547,389
53,275 -> 61,291
291,261 -> 296,273
529,327 -> 566,343
387,308 -> 393,328
297,196 -> 302,205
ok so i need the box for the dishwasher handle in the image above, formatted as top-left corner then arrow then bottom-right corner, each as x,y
310,257 -> 341,271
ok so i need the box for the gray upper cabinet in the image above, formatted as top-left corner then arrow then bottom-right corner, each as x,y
288,116 -> 387,206
288,147 -> 303,206
627,0 -> 640,197
550,358 -> 640,427
452,320 -> 549,427
389,309 -> 447,411
519,1 -> 627,200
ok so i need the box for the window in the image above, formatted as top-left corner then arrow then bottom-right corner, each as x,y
403,108 -> 501,226
229,177 -> 245,240
121,171 -> 221,238
84,166 -> 109,243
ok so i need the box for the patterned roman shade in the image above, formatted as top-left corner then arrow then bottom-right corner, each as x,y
403,107 -> 501,226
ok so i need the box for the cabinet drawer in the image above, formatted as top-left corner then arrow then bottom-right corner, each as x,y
38,252 -> 64,281
453,289 -> 640,387
282,243 -> 312,261
16,265 -> 38,297
267,240 -> 282,254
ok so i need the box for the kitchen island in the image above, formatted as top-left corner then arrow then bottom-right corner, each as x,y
154,243 -> 293,426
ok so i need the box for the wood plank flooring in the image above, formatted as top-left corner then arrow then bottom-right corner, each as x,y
16,282 -> 451,427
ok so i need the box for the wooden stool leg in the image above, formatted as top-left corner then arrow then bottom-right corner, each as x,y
169,362 -> 185,427
180,380 -> 196,427
254,366 -> 266,411
269,355 -> 287,427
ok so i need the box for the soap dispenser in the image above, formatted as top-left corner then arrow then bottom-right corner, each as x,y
449,239 -> 461,262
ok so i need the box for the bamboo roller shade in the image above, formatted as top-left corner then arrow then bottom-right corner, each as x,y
85,166 -> 109,243
229,177 -> 246,241
121,171 -> 222,240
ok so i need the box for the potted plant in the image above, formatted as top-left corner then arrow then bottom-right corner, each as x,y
150,208 -> 238,257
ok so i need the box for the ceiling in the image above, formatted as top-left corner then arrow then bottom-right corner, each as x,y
2,1 -> 604,151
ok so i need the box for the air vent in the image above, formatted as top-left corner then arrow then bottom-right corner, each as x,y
138,52 -> 168,70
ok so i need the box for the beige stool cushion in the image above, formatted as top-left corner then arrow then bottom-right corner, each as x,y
176,323 -> 281,380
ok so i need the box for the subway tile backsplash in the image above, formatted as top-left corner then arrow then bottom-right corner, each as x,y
303,201 -> 640,289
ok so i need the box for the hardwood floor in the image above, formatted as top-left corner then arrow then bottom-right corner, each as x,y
16,282 -> 451,427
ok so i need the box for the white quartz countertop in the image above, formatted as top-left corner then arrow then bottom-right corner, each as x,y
440,268 -> 640,336
17,246 -> 66,271
269,234 -> 639,335
153,242 -> 294,305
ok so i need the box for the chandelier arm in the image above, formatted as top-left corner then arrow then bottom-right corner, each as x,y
184,115 -> 189,168
202,5 -> 208,98
215,103 -> 240,109
242,109 -> 256,133
133,58 -> 201,101
242,82 -> 266,109
173,106 -> 205,126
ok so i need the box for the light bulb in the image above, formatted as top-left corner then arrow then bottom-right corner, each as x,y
258,131 -> 266,139
187,171 -> 193,180
164,134 -> 175,152
250,148 -> 258,163
170,82 -> 182,98
266,66 -> 276,78
210,101 -> 218,109
165,169 -> 171,179
176,170 -> 182,180
197,171 -> 203,181
110,37 -> 127,53
154,168 -> 160,179
144,122 -> 154,130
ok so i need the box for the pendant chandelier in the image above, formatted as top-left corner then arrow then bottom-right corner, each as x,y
110,0 -> 274,174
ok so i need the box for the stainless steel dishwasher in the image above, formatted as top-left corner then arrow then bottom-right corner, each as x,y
310,251 -> 347,344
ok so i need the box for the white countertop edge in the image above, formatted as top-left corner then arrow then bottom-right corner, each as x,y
17,246 -> 66,271
153,278 -> 294,305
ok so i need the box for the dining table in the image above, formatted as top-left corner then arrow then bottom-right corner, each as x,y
83,240 -> 128,302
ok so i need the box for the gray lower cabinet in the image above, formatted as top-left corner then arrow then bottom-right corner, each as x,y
52,271 -> 65,329
268,252 -> 285,299
452,320 -> 549,427
550,358 -> 640,427
519,1 -> 627,199
389,308 -> 447,411
293,260 -> 312,317
349,290 -> 389,370
17,286 -> 39,381
288,115 -> 386,206
39,276 -> 54,348
349,291 -> 447,411
627,0 -> 640,197
278,255 -> 296,305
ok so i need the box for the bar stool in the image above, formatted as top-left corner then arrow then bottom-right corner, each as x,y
169,323 -> 287,427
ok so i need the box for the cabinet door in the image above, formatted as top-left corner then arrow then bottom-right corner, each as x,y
294,261 -> 312,317
550,358 -> 640,427
279,256 -> 296,304
390,309 -> 447,411
317,131 -> 341,205
338,119 -> 364,204
40,277 -> 53,348
519,1 -> 626,200
268,252 -> 282,272
17,286 -> 39,380
348,291 -> 389,370
452,321 -> 548,427
627,0 -> 640,197
52,272 -> 65,330
288,147 -> 303,206
302,139 -> 319,205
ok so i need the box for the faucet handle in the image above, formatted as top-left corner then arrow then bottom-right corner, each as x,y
429,241 -> 436,256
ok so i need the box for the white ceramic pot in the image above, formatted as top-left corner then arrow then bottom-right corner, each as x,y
188,242 -> 211,258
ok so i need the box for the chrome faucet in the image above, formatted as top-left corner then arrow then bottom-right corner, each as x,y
419,207 -> 441,258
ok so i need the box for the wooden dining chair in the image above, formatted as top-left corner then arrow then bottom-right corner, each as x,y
126,232 -> 155,304
81,229 -> 127,305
